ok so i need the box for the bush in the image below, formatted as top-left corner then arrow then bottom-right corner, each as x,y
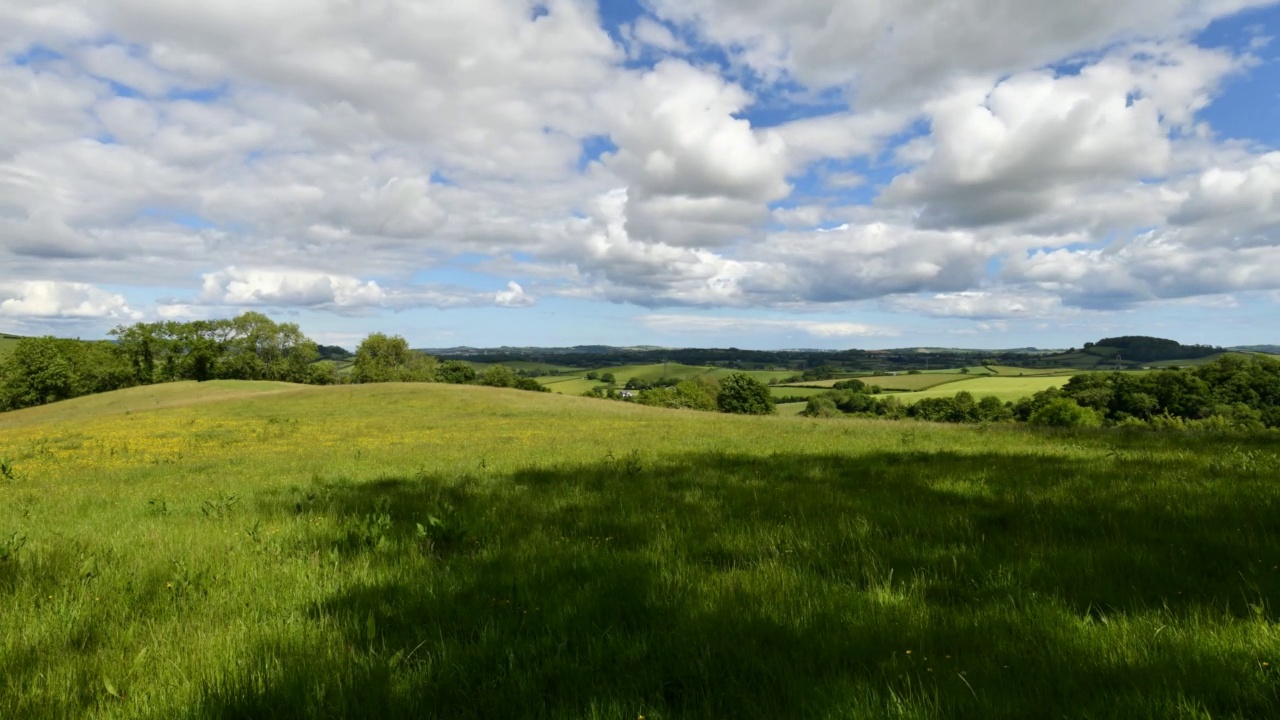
437,361 -> 478,385
717,373 -> 776,415
1029,398 -> 1102,428
800,396 -> 840,418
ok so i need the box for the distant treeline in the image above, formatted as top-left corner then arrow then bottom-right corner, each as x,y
1084,336 -> 1220,363
0,314 -> 545,413
801,355 -> 1280,431
442,347 -> 1035,374
429,336 -> 1229,373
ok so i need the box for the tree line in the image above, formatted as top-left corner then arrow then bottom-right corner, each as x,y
800,355 -> 1280,431
0,313 -> 547,413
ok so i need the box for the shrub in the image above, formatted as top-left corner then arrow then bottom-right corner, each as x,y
717,373 -> 776,415
437,361 -> 478,385
800,396 -> 840,418
1029,398 -> 1102,428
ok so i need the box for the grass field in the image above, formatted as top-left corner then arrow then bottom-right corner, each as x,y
1146,352 -> 1256,369
899,376 -> 1073,404
984,365 -> 1079,377
537,364 -> 797,396
0,334 -> 21,356
3,381 -> 1280,718
768,386 -> 832,400
782,373 -> 976,392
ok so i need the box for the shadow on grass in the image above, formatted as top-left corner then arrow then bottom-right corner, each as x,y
203,447 -> 1280,719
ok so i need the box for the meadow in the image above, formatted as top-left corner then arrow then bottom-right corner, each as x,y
537,364 -> 798,396
897,376 -> 1074,404
2,381 -> 1279,719
783,374 -> 974,392
0,334 -> 21,356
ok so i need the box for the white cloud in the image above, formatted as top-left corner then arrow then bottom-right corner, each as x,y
0,280 -> 141,320
885,291 -> 1068,319
195,266 -> 535,312
1,0 -> 1278,343
881,43 -> 1244,228
646,0 -> 1270,104
641,313 -> 897,338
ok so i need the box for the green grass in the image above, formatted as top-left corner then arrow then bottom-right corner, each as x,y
466,360 -> 584,375
1145,352 -> 1255,369
538,364 -> 797,396
0,334 -> 22,356
3,381 -> 1280,718
783,374 -> 973,392
984,365 -> 1079,377
768,386 -> 832,400
900,376 -> 1073,404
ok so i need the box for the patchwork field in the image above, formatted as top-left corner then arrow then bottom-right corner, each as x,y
2,381 -> 1279,718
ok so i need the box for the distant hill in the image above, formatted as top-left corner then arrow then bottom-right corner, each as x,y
1231,345 -> 1280,355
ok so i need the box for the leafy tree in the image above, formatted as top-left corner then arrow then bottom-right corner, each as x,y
351,333 -> 437,383
800,396 -> 841,418
717,373 -> 775,415
437,361 -> 478,385
1029,398 -> 1102,428
478,365 -> 521,388
637,379 -> 718,411
600,372 -> 616,385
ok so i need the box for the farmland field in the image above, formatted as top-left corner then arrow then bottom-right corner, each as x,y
899,376 -> 1074,404
782,373 -> 975,392
0,334 -> 21,356
984,365 -> 1078,377
2,381 -> 1279,719
537,364 -> 796,396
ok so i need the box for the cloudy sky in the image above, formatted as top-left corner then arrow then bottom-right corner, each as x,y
2,0 -> 1280,350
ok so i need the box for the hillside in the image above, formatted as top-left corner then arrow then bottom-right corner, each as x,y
2,382 -> 1279,718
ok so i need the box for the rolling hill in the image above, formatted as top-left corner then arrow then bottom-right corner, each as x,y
1,381 -> 1278,718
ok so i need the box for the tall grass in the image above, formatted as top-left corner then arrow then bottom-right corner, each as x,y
1,381 -> 1277,718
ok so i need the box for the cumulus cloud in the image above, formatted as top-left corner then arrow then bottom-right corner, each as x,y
641,314 -> 897,338
1,0 -> 1279,342
646,0 -> 1270,105
0,280 -> 141,320
881,43 -> 1244,229
195,266 -> 535,312
885,291 -> 1068,319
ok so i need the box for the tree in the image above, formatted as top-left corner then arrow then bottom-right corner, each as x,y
800,396 -> 841,418
478,365 -> 521,388
437,361 -> 478,385
351,333 -> 437,383
1029,398 -> 1102,428
717,373 -> 775,415
600,372 -> 616,385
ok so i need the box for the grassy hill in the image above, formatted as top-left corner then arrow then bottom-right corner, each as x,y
2,382 -> 1279,718
0,333 -> 22,356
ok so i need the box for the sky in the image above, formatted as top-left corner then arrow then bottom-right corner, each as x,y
2,1 -> 1280,350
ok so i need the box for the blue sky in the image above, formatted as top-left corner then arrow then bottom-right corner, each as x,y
2,0 -> 1280,350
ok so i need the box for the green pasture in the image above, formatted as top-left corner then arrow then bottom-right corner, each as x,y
900,376 -> 1073,404
984,365 -> 1078,377
2,382 -> 1279,718
537,364 -> 796,396
783,373 -> 972,392
768,386 -> 832,400
1146,352 -> 1256,369
0,334 -> 22,356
